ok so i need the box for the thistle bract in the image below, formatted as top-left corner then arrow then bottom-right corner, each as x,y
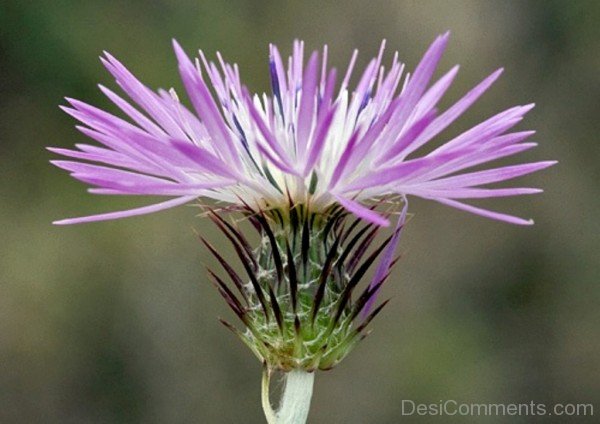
205,203 -> 401,371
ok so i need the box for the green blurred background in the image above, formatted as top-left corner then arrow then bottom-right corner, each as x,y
1,1 -> 598,422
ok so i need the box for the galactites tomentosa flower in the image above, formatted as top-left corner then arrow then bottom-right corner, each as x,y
50,32 -> 555,423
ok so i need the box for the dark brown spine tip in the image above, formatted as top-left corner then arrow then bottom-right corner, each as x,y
355,299 -> 390,334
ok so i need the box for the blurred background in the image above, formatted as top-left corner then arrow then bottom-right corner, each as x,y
1,0 -> 598,422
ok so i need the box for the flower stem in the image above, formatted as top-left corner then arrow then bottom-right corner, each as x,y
261,366 -> 315,424
262,365 -> 277,424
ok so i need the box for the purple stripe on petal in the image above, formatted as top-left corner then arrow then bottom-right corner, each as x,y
348,59 -> 377,114
82,180 -> 227,196
480,130 -> 536,150
51,160 -> 178,191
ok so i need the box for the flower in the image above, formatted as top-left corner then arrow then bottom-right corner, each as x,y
50,34 -> 557,422
50,32 -> 555,226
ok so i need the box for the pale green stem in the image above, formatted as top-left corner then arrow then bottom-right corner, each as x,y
262,366 -> 277,424
262,367 -> 315,424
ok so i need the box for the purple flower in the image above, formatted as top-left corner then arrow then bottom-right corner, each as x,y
50,32 -> 555,226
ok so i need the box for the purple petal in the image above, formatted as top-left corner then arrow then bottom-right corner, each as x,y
333,194 -> 390,227
430,197 -> 536,225
391,32 -> 449,130
408,187 -> 542,199
243,91 -> 297,174
342,149 -> 470,193
416,142 -> 538,183
86,181 -> 224,196
302,105 -> 337,175
172,40 -> 241,166
420,161 -> 557,189
410,64 -> 459,122
347,97 -> 405,167
377,109 -> 437,164
362,199 -> 408,317
296,51 -> 319,159
328,131 -> 361,189
340,49 -> 359,92
101,53 -> 188,139
170,140 -> 241,179
50,160 -> 179,193
430,104 -> 534,156
254,142 -> 298,175
47,146 -> 155,174
98,84 -> 166,137
53,195 -> 198,225
401,68 -> 504,158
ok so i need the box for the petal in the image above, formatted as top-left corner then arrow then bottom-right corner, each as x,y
342,150 -> 469,193
302,105 -> 337,175
333,194 -> 390,227
401,68 -> 504,157
363,198 -> 408,315
429,197 -> 535,225
413,142 -> 538,183
407,187 -> 542,199
296,51 -> 319,159
101,53 -> 188,139
419,161 -> 557,189
410,64 -> 459,123
98,84 -> 166,137
172,40 -> 241,165
391,32 -> 449,129
53,195 -> 198,225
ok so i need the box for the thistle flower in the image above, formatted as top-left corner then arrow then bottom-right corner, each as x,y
50,33 -> 554,424
50,32 -> 554,227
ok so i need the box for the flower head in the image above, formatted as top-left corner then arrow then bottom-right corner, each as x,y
50,33 -> 554,226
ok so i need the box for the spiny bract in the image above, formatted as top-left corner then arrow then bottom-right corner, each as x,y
204,202 -> 403,371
